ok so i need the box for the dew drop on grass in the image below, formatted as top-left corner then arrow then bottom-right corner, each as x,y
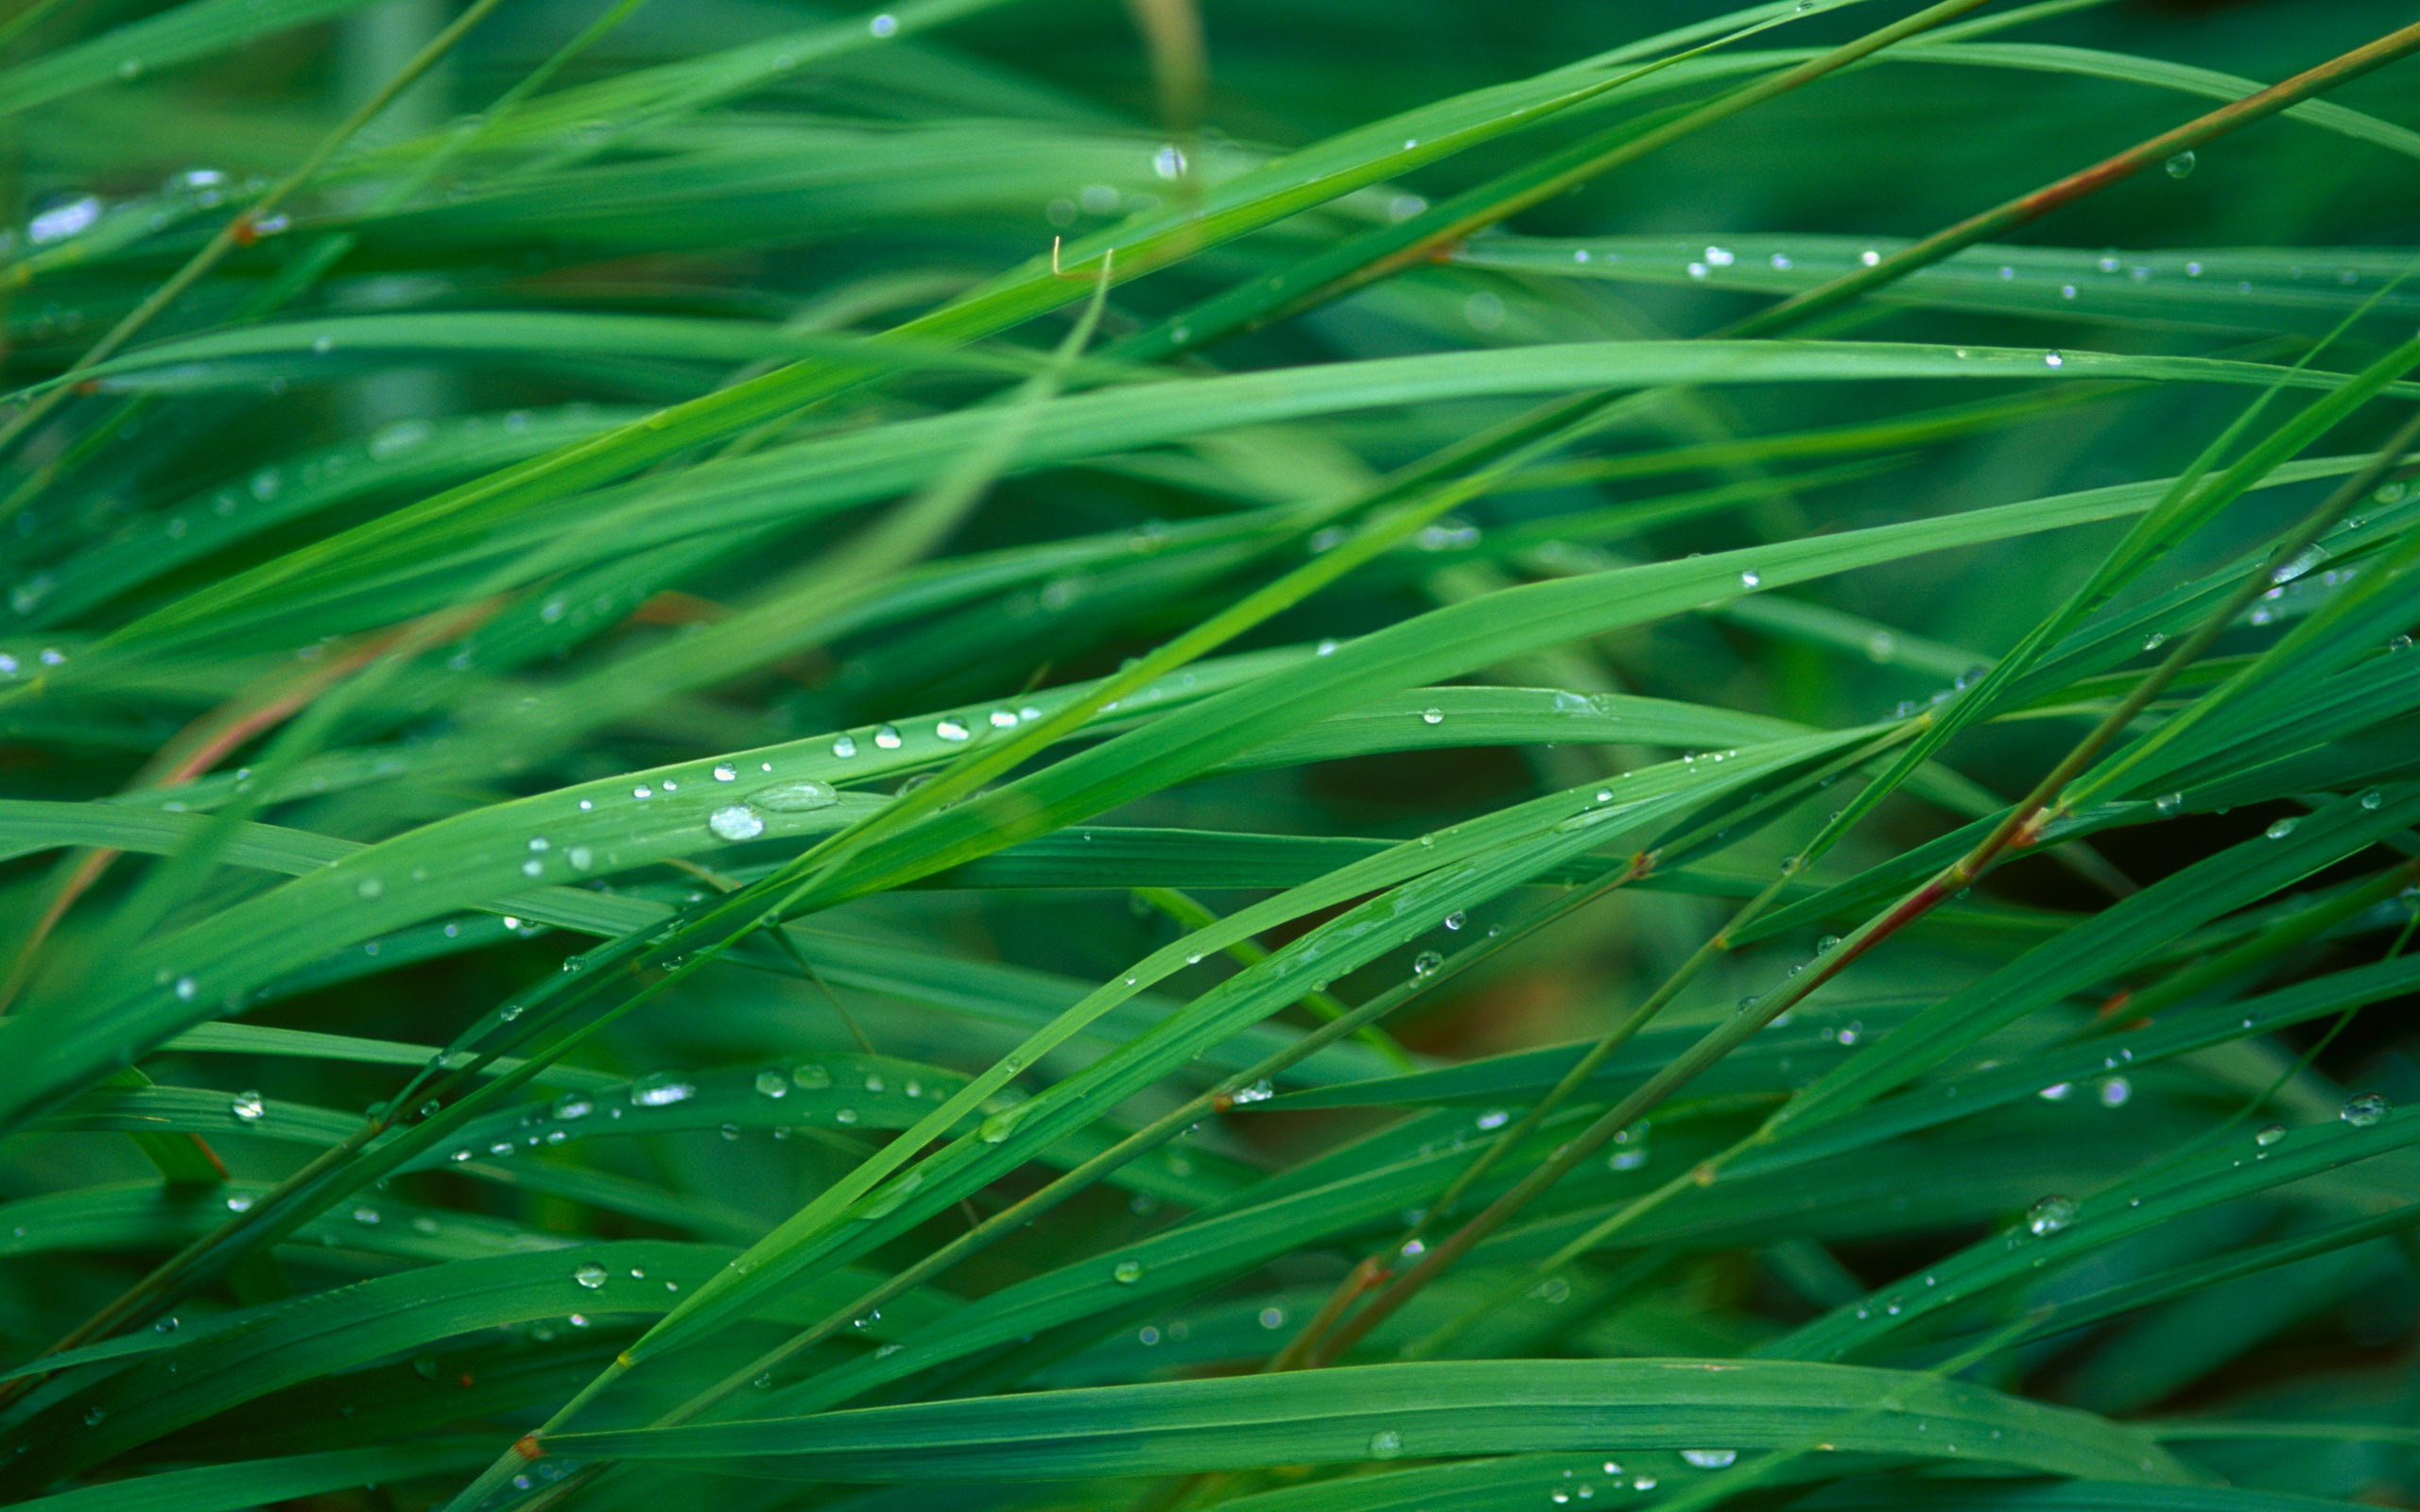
793,1062 -> 833,1091
2043,352 -> 2065,368
832,733 -> 858,758
2154,792 -> 2183,816
708,805 -> 765,842
754,1070 -> 788,1099
936,717 -> 971,741
1421,707 -> 1443,725
573,1263 -> 608,1290
2360,789 -> 2383,810
2098,1077 -> 2131,1108
1443,910 -> 1466,931
1113,1259 -> 1145,1284
1739,569 -> 1761,589
1682,1450 -> 1737,1469
2037,1083 -> 2072,1102
1411,950 -> 1443,978
2164,149 -> 2196,179
1367,1430 -> 1404,1459
229,1090 -> 265,1123
2342,1091 -> 2392,1127
2255,1124 -> 2287,1146
752,780 -> 836,812
630,1074 -> 695,1108
2025,1194 -> 2078,1236
873,724 -> 904,749
2265,816 -> 2299,840
712,764 -> 736,782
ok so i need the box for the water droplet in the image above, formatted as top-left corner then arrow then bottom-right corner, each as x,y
355,877 -> 384,900
1475,1108 -> 1510,1131
752,779 -> 836,812
2360,789 -> 2383,811
2024,1194 -> 2078,1236
1739,569 -> 1761,589
2038,1083 -> 2073,1102
1368,1430 -> 1404,1459
1682,1450 -> 1737,1469
2154,792 -> 2183,815
630,1074 -> 696,1108
712,763 -> 737,782
1411,950 -> 1444,978
573,1263 -> 609,1289
832,733 -> 858,758
2256,1124 -> 2287,1146
1113,1259 -> 1145,1284
2265,816 -> 2299,840
873,724 -> 904,749
1443,910 -> 1466,931
868,12 -> 897,36
2342,1091 -> 2392,1127
2164,149 -> 2196,179
754,1069 -> 788,1099
2043,352 -> 2065,368
708,804 -> 765,842
936,716 -> 971,742
2142,631 -> 2168,652
1420,707 -> 1444,726
173,974 -> 197,1001
2099,1077 -> 2131,1108
566,845 -> 595,870
792,1062 -> 833,1090
229,1090 -> 265,1123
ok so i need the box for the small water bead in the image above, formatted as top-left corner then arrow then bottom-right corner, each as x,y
566,845 -> 595,870
2043,352 -> 2065,368
1411,951 -> 1444,978
1113,1259 -> 1146,1284
708,805 -> 765,842
793,1062 -> 833,1090
2099,1076 -> 2131,1108
1738,569 -> 1761,589
754,1069 -> 789,1099
573,1263 -> 609,1290
1475,1108 -> 1511,1131
2143,631 -> 2168,652
1682,1450 -> 1737,1469
752,779 -> 837,812
832,733 -> 858,758
2038,1082 -> 2073,1102
1421,707 -> 1444,726
873,724 -> 904,749
1367,1430 -> 1405,1459
711,763 -> 737,782
2361,789 -> 2383,811
230,1090 -> 265,1123
2154,792 -> 2184,816
356,877 -> 385,900
835,1107 -> 860,1125
1443,910 -> 1466,931
869,11 -> 897,35
2164,148 -> 2196,179
173,975 -> 198,1001
2025,1194 -> 2078,1236
2265,816 -> 2299,840
936,716 -> 971,742
1632,1476 -> 1657,1491
2342,1091 -> 2392,1127
2256,1124 -> 2288,1147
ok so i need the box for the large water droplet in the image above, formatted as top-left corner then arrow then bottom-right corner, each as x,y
1410,950 -> 1443,978
630,1074 -> 696,1108
2024,1194 -> 2078,1236
2342,1091 -> 2392,1127
707,805 -> 765,842
1682,1450 -> 1737,1469
1113,1259 -> 1145,1284
2164,149 -> 2196,179
873,724 -> 904,749
752,780 -> 836,813
573,1262 -> 609,1290
754,1069 -> 788,1099
2265,816 -> 2299,840
229,1090 -> 265,1123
